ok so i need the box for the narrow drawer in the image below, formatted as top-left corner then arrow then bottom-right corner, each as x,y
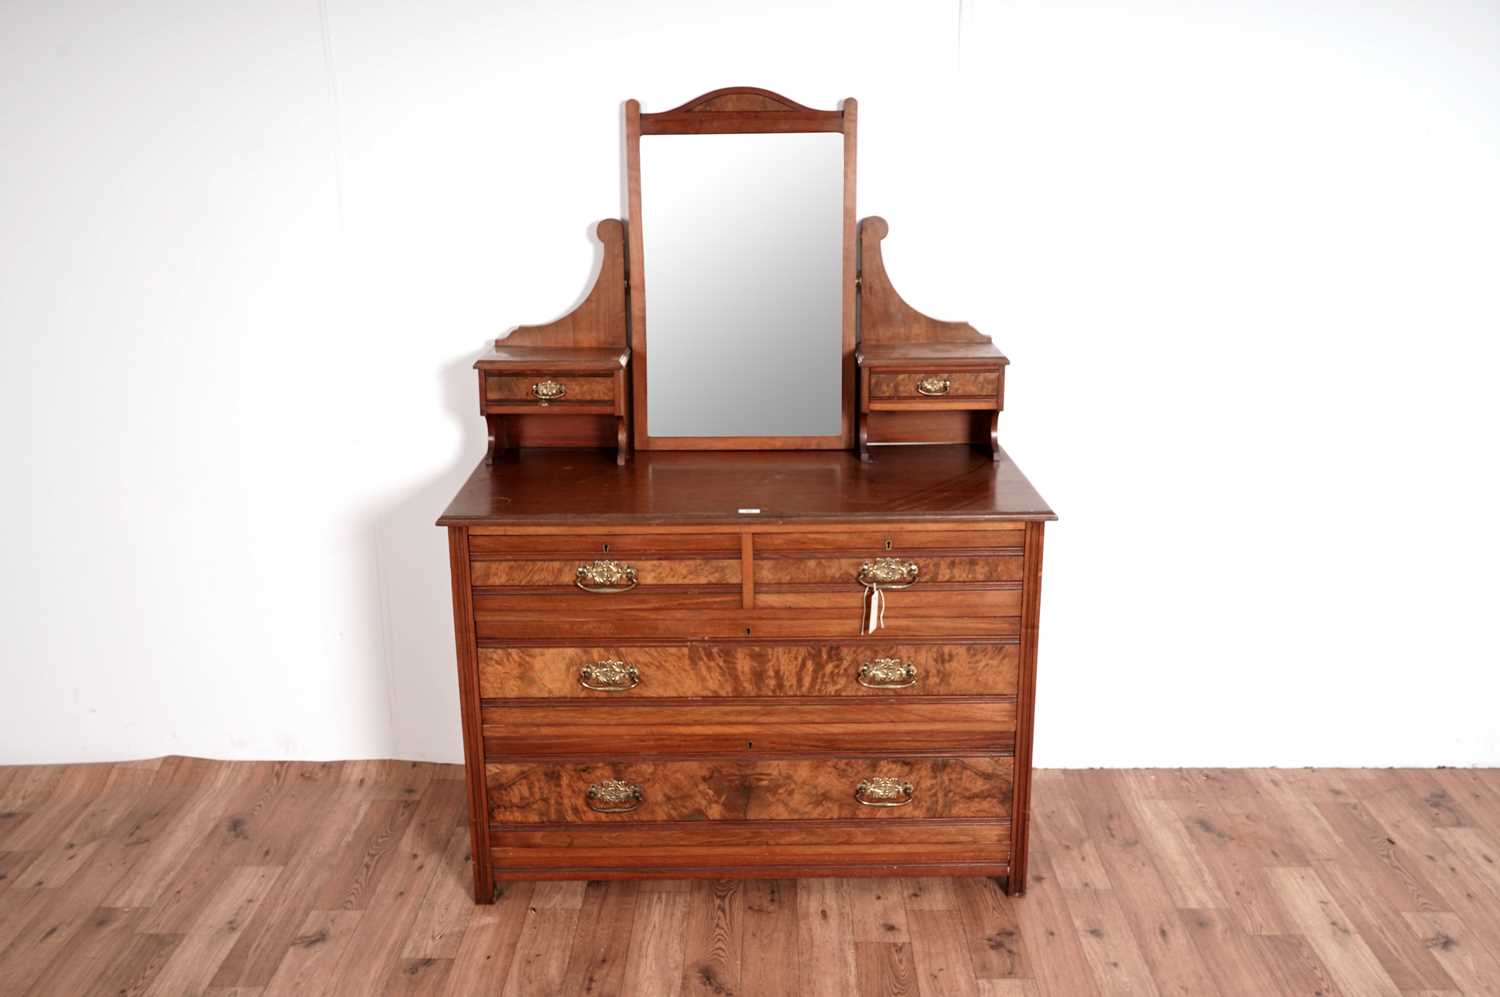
484,373 -> 614,405
471,557 -> 740,587
491,820 -> 1011,877
869,371 -> 1001,401
480,701 -> 1016,756
755,554 -> 1023,586
486,756 -> 1013,823
476,641 -> 1020,699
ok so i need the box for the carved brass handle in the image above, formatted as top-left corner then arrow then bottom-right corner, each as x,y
857,658 -> 918,689
855,777 -> 915,808
916,377 -> 951,396
531,379 -> 566,401
857,558 -> 919,590
575,560 -> 638,593
579,659 -> 639,692
586,779 -> 643,813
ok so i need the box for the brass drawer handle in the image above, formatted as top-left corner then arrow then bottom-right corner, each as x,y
857,558 -> 919,590
586,779 -> 643,813
579,659 -> 639,692
857,657 -> 918,689
855,777 -> 914,808
531,379 -> 566,401
575,560 -> 638,593
916,376 -> 951,396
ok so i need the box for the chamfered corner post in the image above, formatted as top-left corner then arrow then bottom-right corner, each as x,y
447,525 -> 496,902
1008,519 -> 1045,896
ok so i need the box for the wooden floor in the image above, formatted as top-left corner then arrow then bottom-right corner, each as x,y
1,762 -> 1499,996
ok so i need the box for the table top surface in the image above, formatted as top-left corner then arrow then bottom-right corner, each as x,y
856,342 -> 1009,365
438,445 -> 1055,527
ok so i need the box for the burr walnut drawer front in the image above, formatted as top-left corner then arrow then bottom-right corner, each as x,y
483,373 -> 615,407
486,756 -> 1014,823
868,371 -> 1002,403
477,641 -> 1021,699
468,532 -> 740,608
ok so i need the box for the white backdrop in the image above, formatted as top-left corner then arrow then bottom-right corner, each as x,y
3,0 -> 1497,767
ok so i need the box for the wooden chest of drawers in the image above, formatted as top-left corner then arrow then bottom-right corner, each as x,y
441,446 -> 1052,900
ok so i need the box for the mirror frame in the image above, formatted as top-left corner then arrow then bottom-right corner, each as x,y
625,87 -> 857,451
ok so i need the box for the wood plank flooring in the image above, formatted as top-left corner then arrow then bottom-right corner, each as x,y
1,759 -> 1498,995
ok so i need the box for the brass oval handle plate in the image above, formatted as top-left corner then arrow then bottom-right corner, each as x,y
586,779 -> 643,813
857,657 -> 918,689
575,560 -> 638,593
579,659 -> 639,692
916,376 -> 951,396
531,379 -> 567,401
857,557 -> 919,590
855,777 -> 915,808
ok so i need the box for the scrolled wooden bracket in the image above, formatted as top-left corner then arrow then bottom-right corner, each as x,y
856,216 -> 988,345
498,219 -> 628,349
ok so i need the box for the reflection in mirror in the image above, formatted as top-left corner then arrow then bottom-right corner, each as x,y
641,132 -> 844,438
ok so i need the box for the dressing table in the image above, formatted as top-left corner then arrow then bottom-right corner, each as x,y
439,88 -> 1054,901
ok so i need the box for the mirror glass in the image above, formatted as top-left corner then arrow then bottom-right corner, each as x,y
641,132 -> 844,439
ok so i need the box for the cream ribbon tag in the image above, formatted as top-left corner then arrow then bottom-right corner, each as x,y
861,582 -> 886,635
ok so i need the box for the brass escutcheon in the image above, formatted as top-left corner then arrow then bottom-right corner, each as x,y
856,657 -> 919,689
916,376 -> 951,396
586,779 -> 643,813
531,379 -> 567,401
575,560 -> 638,593
857,557 -> 919,589
579,659 -> 639,692
855,777 -> 915,807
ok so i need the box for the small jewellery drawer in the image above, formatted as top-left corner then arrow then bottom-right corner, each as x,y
480,701 -> 1016,757
483,373 -> 614,406
869,371 -> 1001,402
486,756 -> 1014,823
477,641 -> 1021,699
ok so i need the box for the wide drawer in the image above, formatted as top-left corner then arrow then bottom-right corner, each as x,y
473,607 -> 1021,640
869,371 -> 1001,401
476,641 -> 1020,699
484,373 -> 615,405
480,701 -> 1015,756
486,756 -> 1013,823
491,820 -> 1011,878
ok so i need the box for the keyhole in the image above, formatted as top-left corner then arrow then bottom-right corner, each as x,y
746,740 -> 753,750
744,627 -> 752,636
602,542 -> 610,553
884,538 -> 893,551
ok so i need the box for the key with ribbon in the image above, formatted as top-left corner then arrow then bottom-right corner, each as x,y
857,557 -> 919,635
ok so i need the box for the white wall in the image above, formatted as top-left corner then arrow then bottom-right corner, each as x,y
2,0 -> 1497,767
